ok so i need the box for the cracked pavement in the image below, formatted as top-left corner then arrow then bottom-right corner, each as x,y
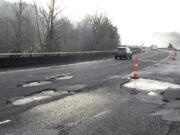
0,49 -> 180,135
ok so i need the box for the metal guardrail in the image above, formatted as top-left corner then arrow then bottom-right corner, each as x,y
0,51 -> 114,58
0,51 -> 114,68
0,48 -> 143,68
158,48 -> 180,51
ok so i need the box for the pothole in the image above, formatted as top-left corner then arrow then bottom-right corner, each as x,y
7,85 -> 85,106
55,75 -> 73,80
62,84 -> 87,93
135,92 -> 164,104
46,74 -> 73,81
7,89 -> 57,106
123,78 -> 180,91
161,89 -> 180,102
122,78 -> 180,121
148,92 -> 159,96
122,78 -> 180,104
151,109 -> 180,121
18,81 -> 51,88
109,75 -> 123,79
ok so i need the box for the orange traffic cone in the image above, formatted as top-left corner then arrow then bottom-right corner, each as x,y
173,50 -> 177,60
133,57 -> 138,79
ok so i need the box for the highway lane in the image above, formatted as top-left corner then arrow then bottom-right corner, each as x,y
0,50 -> 168,115
0,49 -> 171,134
0,49 -> 166,104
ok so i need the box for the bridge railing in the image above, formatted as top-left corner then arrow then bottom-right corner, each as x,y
0,51 -> 114,68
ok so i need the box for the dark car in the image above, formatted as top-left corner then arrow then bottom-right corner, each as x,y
115,47 -> 133,60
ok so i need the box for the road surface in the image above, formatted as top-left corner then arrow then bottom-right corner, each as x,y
0,49 -> 180,135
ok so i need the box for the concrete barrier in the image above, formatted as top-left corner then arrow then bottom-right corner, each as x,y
0,51 -> 114,68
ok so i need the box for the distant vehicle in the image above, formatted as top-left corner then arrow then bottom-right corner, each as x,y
151,45 -> 158,50
115,47 -> 133,60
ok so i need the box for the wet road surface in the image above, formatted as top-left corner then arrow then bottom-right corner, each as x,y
1,49 -> 179,135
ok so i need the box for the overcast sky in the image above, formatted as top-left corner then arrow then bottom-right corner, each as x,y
6,0 -> 180,46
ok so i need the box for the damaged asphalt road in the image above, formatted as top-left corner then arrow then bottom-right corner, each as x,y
1,49 -> 180,135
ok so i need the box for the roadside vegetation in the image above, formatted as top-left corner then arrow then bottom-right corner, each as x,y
0,0 -> 120,53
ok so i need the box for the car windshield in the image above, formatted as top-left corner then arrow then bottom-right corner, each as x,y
118,48 -> 125,51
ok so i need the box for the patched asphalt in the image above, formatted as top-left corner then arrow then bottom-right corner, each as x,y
1,49 -> 180,135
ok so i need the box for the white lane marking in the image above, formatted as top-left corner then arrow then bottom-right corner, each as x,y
0,59 -> 113,74
108,73 -> 130,80
0,120 -> 11,125
122,73 -> 133,79
140,49 -> 170,61
94,110 -> 112,119
139,51 -> 159,59
160,50 -> 171,62
139,50 -> 171,63
132,51 -> 157,60
138,59 -> 158,63
60,110 -> 112,130
122,57 -> 171,80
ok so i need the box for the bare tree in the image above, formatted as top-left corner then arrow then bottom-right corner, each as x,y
0,1 -> 120,53
48,0 -> 55,51
14,0 -> 22,52
33,0 -> 43,48
4,2 -> 10,49
11,0 -> 25,52
37,0 -> 64,52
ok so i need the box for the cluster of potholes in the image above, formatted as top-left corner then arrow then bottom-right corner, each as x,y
122,78 -> 180,122
17,74 -> 74,88
7,74 -> 87,106
7,89 -> 58,106
7,84 -> 88,106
